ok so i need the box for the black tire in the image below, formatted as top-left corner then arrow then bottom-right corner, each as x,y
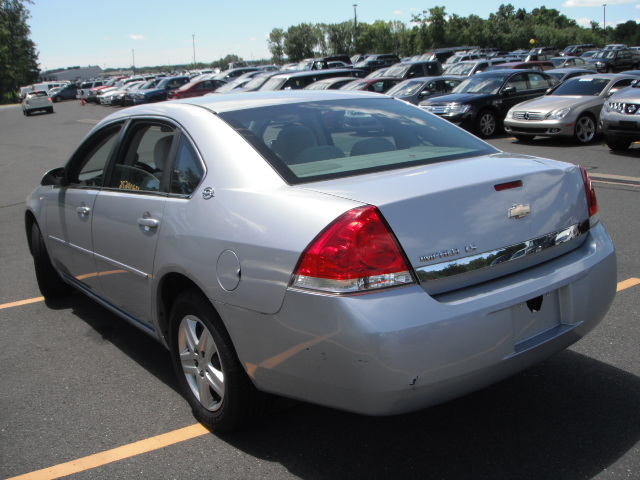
605,137 -> 632,151
48,107 -> 54,114
514,134 -> 535,142
607,66 -> 614,73
31,222 -> 70,299
475,110 -> 498,138
25,110 -> 31,116
574,114 -> 596,144
53,96 -> 61,103
169,288 -> 270,432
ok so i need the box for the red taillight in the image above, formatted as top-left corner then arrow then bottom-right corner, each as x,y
291,205 -> 414,293
580,166 -> 599,223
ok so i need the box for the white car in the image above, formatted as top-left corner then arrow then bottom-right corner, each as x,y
22,91 -> 54,116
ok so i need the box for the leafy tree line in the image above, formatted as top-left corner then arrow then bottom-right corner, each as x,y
267,3 -> 640,63
0,0 -> 39,104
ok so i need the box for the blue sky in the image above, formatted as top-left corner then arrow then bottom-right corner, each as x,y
27,0 -> 639,71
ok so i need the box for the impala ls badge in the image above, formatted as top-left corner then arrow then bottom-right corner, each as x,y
508,203 -> 531,219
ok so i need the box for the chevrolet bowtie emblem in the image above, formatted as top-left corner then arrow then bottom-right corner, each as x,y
508,203 -> 531,219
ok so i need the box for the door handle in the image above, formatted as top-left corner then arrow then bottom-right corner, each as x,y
76,206 -> 91,217
138,217 -> 160,231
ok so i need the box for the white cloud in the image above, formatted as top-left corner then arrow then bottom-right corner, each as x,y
129,34 -> 145,41
393,10 -> 403,15
564,0 -> 637,6
576,17 -> 593,27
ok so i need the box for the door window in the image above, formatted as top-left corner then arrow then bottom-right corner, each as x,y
108,123 -> 175,193
170,136 -> 205,196
69,124 -> 122,187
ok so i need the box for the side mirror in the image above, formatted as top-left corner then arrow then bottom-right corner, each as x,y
419,89 -> 432,97
41,167 -> 67,187
502,86 -> 517,95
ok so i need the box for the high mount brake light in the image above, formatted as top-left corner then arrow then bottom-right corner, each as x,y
291,205 -> 414,294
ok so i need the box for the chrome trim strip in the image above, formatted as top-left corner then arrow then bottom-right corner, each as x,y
93,252 -> 149,279
48,235 -> 148,279
48,235 -> 93,256
416,220 -> 589,283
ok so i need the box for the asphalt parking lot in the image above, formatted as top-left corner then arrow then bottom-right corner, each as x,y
1,99 -> 638,480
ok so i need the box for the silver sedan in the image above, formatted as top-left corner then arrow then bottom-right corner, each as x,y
26,90 -> 616,431
504,73 -> 637,143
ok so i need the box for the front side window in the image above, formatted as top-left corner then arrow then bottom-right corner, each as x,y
170,137 -> 204,196
108,123 -> 175,193
69,124 -> 122,187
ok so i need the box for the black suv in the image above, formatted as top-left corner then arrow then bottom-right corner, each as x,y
50,83 -> 78,102
419,69 -> 559,138
592,48 -> 640,72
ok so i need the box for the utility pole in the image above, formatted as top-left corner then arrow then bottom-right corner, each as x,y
353,4 -> 358,53
192,34 -> 196,67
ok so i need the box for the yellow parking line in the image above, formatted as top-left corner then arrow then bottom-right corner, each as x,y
6,424 -> 210,480
0,297 -> 44,310
617,277 -> 640,292
3,277 -> 640,478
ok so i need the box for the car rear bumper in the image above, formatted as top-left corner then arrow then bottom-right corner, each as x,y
217,223 -> 616,415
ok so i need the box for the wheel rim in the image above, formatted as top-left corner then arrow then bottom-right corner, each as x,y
178,315 -> 224,411
479,113 -> 496,136
576,116 -> 595,143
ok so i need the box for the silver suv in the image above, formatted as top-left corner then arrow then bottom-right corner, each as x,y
600,80 -> 640,150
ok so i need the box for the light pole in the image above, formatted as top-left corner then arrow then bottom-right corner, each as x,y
603,4 -> 607,43
132,49 -> 135,73
353,4 -> 358,53
192,34 -> 196,67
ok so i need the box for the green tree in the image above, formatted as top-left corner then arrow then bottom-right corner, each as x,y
267,28 -> 285,64
284,23 -> 320,62
0,0 -> 39,104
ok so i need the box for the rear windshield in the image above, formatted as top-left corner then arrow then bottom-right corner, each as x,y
218,97 -> 497,185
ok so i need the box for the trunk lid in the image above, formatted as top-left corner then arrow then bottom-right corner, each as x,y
299,153 -> 590,294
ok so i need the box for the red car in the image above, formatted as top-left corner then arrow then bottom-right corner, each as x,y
168,77 -> 227,100
338,77 -> 403,93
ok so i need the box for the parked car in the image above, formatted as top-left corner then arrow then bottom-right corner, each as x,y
385,76 -> 464,105
549,56 -> 596,70
339,77 -> 403,93
590,48 -> 640,73
353,54 -> 401,73
77,80 -> 105,101
545,68 -> 597,83
22,91 -> 53,115
25,90 -> 616,431
600,80 -> 640,150
560,44 -> 596,57
419,69 -> 559,137
218,71 -> 282,93
168,77 -> 227,100
384,61 -> 443,79
525,46 -> 559,61
303,77 -> 364,90
258,69 -> 366,91
504,73 -> 637,143
581,50 -> 602,59
443,59 -> 511,76
101,81 -> 146,106
50,83 -> 78,102
484,61 -> 554,72
213,67 -> 260,82
128,76 -> 190,105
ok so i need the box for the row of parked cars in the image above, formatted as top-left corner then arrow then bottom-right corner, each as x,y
35,46 -> 640,150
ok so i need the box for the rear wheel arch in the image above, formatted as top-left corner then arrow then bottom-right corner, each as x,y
156,272 -> 207,342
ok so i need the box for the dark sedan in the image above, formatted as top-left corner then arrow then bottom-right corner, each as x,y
128,76 -> 190,105
386,76 -> 464,105
419,70 -> 559,138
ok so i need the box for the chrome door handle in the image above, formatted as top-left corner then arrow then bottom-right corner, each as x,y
138,217 -> 160,229
76,206 -> 91,217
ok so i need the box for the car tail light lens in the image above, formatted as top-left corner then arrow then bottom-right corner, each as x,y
580,166 -> 599,227
291,205 -> 414,294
